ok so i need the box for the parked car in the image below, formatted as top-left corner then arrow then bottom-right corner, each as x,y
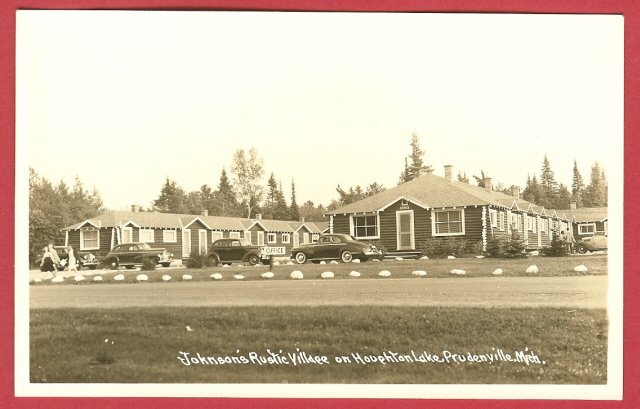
575,232 -> 608,254
290,233 -> 383,264
205,238 -> 268,266
35,246 -> 99,270
104,242 -> 173,270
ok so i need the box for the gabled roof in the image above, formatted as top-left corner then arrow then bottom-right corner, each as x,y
326,173 -> 510,215
566,207 -> 608,223
62,210 -> 328,234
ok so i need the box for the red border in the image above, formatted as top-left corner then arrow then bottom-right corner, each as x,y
2,1 -> 638,408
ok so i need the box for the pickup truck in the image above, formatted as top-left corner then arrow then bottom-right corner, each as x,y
104,242 -> 173,270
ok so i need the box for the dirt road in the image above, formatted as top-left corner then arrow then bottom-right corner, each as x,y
29,275 -> 607,309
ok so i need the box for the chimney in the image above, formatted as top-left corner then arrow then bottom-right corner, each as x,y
131,205 -> 140,212
570,201 -> 577,210
256,213 -> 262,220
444,165 -> 453,182
511,186 -> 520,199
484,177 -> 493,191
300,217 -> 306,223
202,209 -> 209,216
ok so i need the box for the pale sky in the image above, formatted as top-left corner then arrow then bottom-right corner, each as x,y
18,11 -> 623,211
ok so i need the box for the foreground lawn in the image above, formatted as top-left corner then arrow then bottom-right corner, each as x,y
30,254 -> 608,285
30,306 -> 607,384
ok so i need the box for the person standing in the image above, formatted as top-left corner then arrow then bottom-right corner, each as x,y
40,246 -> 56,278
67,246 -> 78,273
48,243 -> 61,270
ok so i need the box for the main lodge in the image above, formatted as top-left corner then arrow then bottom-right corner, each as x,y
326,165 -> 608,255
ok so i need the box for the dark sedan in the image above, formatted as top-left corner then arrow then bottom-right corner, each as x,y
104,242 -> 173,270
205,238 -> 266,266
290,233 -> 383,264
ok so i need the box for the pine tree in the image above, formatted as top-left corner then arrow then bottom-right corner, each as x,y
504,231 -> 526,258
265,173 -> 278,219
153,178 -> 186,213
457,171 -> 469,183
540,155 -> 558,208
289,180 -> 299,221
583,162 -> 607,207
571,160 -> 584,208
555,183 -> 572,209
473,170 -> 487,188
273,180 -> 289,220
399,131 -> 432,183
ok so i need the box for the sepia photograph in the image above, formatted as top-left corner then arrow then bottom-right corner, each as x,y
14,9 -> 623,401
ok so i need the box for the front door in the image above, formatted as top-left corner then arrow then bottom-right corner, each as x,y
396,210 -> 414,250
182,230 -> 191,257
122,227 -> 133,244
199,230 -> 207,254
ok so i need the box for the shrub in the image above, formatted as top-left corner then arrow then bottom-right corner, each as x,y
185,250 -> 205,268
542,228 -> 569,257
504,231 -> 526,258
485,235 -> 506,258
141,257 -> 156,271
419,238 -> 478,257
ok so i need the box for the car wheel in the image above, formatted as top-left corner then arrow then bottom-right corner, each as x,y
247,254 -> 260,266
89,265 -> 97,270
340,251 -> 353,263
206,254 -> 219,267
108,259 -> 119,270
295,252 -> 307,264
161,262 -> 171,268
576,244 -> 588,254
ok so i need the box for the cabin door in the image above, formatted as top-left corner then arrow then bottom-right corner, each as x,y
396,210 -> 415,250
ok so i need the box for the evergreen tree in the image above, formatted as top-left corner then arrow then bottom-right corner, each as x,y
571,160 -> 585,207
265,173 -> 278,219
399,131 -> 432,183
183,191 -> 203,214
299,200 -> 327,222
555,183 -> 572,209
273,180 -> 289,220
457,171 -> 469,183
522,174 -> 543,205
289,180 -> 300,221
504,231 -> 526,258
543,226 -> 569,257
539,155 -> 558,208
473,170 -> 487,188
583,162 -> 607,207
153,178 -> 186,213
199,184 -> 215,213
214,167 -> 240,216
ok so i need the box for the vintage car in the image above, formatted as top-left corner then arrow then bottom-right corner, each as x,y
205,238 -> 268,266
35,246 -> 99,270
575,232 -> 608,254
290,233 -> 383,264
104,242 -> 173,270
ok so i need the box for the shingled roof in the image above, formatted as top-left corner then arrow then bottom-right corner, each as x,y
566,207 -> 608,223
63,210 -> 327,233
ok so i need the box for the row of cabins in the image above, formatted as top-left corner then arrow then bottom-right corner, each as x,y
325,165 -> 608,255
62,211 -> 328,261
62,165 -> 607,259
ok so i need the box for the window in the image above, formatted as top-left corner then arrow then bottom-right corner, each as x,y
489,209 -> 498,228
498,212 -> 506,231
163,229 -> 177,243
182,230 -> 191,256
267,233 -> 277,243
281,233 -> 290,244
80,229 -> 99,250
140,228 -> 154,243
352,214 -> 378,238
433,209 -> 464,236
311,234 -> 319,243
211,231 -> 223,242
578,223 -> 596,235
229,231 -> 240,239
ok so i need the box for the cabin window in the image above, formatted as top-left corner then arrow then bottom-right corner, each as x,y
229,231 -> 241,239
80,229 -> 99,250
311,234 -> 319,243
498,211 -> 506,231
211,231 -> 223,242
433,209 -> 464,236
139,228 -> 155,243
489,209 -> 498,228
578,223 -> 596,235
352,214 -> 378,238
163,229 -> 177,243
267,233 -> 277,243
282,233 -> 291,244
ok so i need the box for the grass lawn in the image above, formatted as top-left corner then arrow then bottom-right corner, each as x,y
30,306 -> 607,384
30,254 -> 607,285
